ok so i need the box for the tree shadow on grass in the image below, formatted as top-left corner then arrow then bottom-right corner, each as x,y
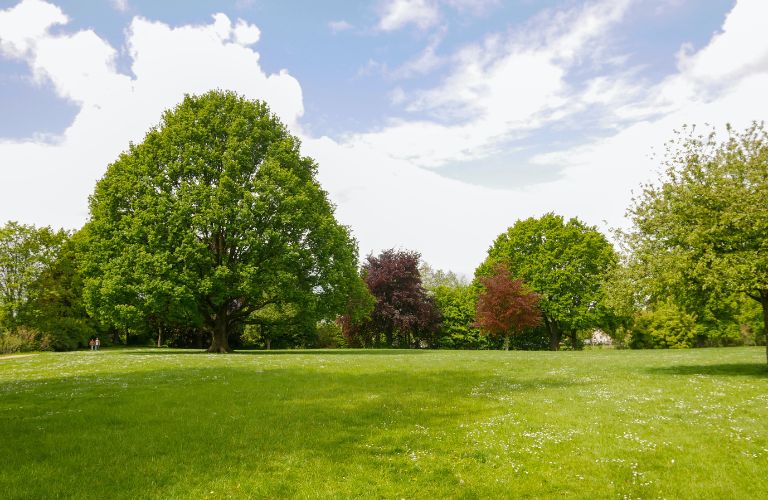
122,348 -> 428,356
0,363 -> 575,498
647,363 -> 768,378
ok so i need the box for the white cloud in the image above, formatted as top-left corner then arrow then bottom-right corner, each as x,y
111,0 -> 129,13
233,18 -> 260,45
677,0 -> 768,84
527,0 -> 768,234
0,0 -> 67,58
378,0 -> 440,32
0,0 -> 302,235
328,20 -> 353,33
389,28 -> 446,79
2,0 -> 767,277
350,0 -> 633,169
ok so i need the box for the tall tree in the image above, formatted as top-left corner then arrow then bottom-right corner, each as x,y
82,91 -> 362,352
342,249 -> 440,347
477,213 -> 617,350
628,122 -> 768,361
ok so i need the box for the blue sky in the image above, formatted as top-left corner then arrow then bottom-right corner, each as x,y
0,0 -> 765,275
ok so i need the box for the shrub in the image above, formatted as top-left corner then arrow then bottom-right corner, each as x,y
0,327 -> 51,354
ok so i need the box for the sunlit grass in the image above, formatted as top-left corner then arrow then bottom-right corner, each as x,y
1,347 -> 767,498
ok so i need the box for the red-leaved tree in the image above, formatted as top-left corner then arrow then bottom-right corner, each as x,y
475,263 -> 542,350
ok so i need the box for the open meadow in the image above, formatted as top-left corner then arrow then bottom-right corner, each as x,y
1,347 -> 767,498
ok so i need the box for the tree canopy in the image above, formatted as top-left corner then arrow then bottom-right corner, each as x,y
475,263 -> 541,350
0,221 -> 67,332
81,90 -> 362,352
476,213 -> 617,350
341,249 -> 440,348
628,122 -> 768,360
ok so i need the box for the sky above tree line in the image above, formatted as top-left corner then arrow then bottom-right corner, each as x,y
1,0 -> 766,276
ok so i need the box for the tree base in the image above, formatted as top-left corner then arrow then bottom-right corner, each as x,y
206,344 -> 233,353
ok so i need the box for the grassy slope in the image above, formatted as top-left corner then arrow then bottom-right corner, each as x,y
1,347 -> 767,499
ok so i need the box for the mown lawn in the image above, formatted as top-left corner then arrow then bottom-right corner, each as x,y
1,347 -> 767,498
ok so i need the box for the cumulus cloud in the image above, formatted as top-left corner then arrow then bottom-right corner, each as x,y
0,0 -> 302,234
0,0 -> 67,57
378,0 -> 440,31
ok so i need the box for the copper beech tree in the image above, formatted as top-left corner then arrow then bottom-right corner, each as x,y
475,263 -> 542,350
341,249 -> 440,348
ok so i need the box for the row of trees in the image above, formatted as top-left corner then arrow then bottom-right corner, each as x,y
1,90 -> 765,356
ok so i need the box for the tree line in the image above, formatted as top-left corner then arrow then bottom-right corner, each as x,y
1,91 -> 765,357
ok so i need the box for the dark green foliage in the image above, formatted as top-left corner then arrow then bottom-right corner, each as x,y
25,232 -> 101,350
82,91 -> 362,352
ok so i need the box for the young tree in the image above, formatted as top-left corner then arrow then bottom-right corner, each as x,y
477,213 -> 617,350
342,249 -> 440,347
82,91 -> 362,352
432,284 -> 485,349
475,263 -> 541,350
628,122 -> 768,361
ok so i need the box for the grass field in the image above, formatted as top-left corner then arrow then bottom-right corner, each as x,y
1,347 -> 767,498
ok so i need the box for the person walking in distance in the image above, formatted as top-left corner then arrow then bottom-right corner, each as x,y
95,338 -> 100,351
89,338 -> 95,351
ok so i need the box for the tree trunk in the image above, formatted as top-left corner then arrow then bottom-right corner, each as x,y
207,312 -> 232,353
156,326 -> 163,348
544,316 -> 561,351
761,290 -> 768,364
502,335 -> 510,351
568,331 -> 580,350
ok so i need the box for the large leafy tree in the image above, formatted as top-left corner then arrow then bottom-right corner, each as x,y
475,263 -> 541,350
0,221 -> 67,332
628,122 -> 768,361
82,91 -> 362,352
342,249 -> 440,347
477,213 -> 617,350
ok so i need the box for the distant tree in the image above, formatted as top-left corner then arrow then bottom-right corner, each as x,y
81,91 -> 362,352
342,249 -> 440,348
475,263 -> 541,350
25,230 -> 102,350
628,122 -> 768,361
419,262 -> 467,291
0,221 -> 67,332
477,213 -> 617,350
432,284 -> 485,349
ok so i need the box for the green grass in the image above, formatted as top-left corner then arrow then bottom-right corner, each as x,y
1,347 -> 767,498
